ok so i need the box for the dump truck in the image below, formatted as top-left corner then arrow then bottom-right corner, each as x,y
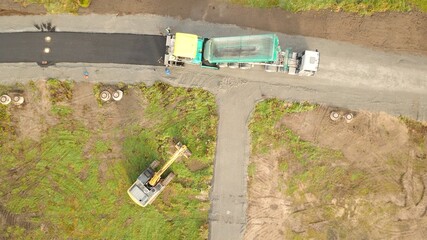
164,32 -> 319,76
127,143 -> 191,207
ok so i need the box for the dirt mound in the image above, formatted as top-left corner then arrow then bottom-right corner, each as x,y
282,107 -> 411,164
0,204 -> 33,235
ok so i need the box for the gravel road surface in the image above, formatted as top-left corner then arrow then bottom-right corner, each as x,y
0,14 -> 426,240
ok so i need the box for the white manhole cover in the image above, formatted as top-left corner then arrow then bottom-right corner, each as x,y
345,113 -> 353,123
330,111 -> 340,121
100,91 -> 111,101
0,95 -> 11,105
12,96 -> 24,105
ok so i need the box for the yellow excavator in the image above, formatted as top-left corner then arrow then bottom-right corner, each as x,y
127,143 -> 191,207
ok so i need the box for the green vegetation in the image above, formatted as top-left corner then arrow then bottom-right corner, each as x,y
399,115 -> 427,148
78,0 -> 91,8
410,0 -> 427,11
46,78 -> 73,104
0,81 -> 217,239
92,83 -> 104,106
248,162 -> 256,178
15,0 -> 91,13
50,105 -> 73,117
0,104 -> 13,143
250,99 -> 316,154
232,0 -> 426,14
250,100 -> 363,203
398,116 -> 427,175
0,83 -> 23,142
17,0 -> 426,13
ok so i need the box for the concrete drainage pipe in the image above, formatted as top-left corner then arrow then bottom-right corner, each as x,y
330,111 -> 340,121
0,95 -> 11,105
13,96 -> 25,105
100,90 -> 112,102
112,90 -> 124,101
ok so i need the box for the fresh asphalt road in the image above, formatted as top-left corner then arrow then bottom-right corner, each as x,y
0,32 -> 166,65
1,14 -> 427,240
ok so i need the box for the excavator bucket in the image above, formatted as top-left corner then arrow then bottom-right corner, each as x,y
175,142 -> 192,158
183,148 -> 192,158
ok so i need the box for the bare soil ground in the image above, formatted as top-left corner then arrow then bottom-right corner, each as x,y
245,106 -> 427,239
9,81 -> 143,143
0,0 -> 426,55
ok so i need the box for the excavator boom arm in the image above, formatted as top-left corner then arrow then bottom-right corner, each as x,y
148,145 -> 189,186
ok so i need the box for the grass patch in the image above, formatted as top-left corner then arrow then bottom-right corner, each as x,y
248,162 -> 256,177
399,116 -> 427,148
46,79 -> 73,104
0,104 -> 13,142
409,0 -> 427,11
231,0 -> 425,14
15,0 -> 91,13
51,105 -> 73,117
78,0 -> 91,8
0,81 -> 217,239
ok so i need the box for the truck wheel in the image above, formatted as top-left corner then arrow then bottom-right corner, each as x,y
228,63 -> 239,69
162,173 -> 175,186
218,63 -> 228,69
239,63 -> 252,70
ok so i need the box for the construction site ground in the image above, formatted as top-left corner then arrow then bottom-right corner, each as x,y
0,0 -> 426,55
245,103 -> 427,239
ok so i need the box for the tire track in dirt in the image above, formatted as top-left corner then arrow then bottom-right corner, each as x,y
0,204 -> 32,232
245,151 -> 291,240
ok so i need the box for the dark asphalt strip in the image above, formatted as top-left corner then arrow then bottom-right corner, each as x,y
0,32 -> 166,66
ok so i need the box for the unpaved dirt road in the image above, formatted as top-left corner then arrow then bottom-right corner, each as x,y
1,0 -> 426,55
0,14 -> 426,239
